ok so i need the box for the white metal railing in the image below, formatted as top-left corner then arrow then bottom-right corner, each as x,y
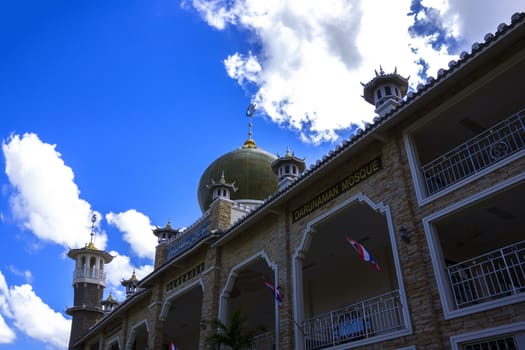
302,290 -> 404,349
422,108 -> 525,195
73,268 -> 106,281
250,331 -> 274,350
220,331 -> 274,350
447,240 -> 525,308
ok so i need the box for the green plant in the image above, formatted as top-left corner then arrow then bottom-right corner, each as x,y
205,309 -> 266,350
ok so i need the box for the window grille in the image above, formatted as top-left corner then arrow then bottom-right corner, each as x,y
463,336 -> 516,350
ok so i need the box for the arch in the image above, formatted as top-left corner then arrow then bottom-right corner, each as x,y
218,250 -> 280,350
159,278 -> 205,321
219,250 -> 278,320
105,334 -> 121,350
126,319 -> 149,350
292,192 -> 411,349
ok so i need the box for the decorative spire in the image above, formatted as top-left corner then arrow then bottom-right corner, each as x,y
207,170 -> 238,201
243,103 -> 257,148
87,214 -> 97,250
285,146 -> 292,157
130,269 -> 138,282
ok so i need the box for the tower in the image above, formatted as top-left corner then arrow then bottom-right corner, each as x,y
207,171 -> 238,201
362,66 -> 409,117
121,270 -> 140,298
152,220 -> 180,268
271,147 -> 306,191
101,292 -> 119,313
66,215 -> 113,349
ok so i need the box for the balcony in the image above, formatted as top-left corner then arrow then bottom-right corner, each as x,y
72,268 -> 107,285
447,240 -> 525,309
421,108 -> 525,196
250,331 -> 274,350
218,331 -> 274,350
302,290 -> 404,349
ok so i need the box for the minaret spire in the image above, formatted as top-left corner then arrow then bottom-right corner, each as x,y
243,103 -> 257,148
88,214 -> 96,248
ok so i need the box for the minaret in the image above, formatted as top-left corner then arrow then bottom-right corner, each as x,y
101,292 -> 119,313
362,66 -> 409,117
66,214 -> 113,349
152,220 -> 179,269
121,270 -> 140,298
271,147 -> 306,191
207,171 -> 238,201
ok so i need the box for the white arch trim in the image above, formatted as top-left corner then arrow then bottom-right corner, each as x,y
125,319 -> 149,350
218,250 -> 280,350
423,172 -> 525,319
105,334 -> 121,350
292,192 -> 412,349
159,278 -> 205,321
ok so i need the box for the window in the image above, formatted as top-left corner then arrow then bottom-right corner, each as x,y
463,336 -> 516,350
385,86 -> 392,96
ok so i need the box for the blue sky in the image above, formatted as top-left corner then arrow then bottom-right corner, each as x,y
0,1 -> 523,348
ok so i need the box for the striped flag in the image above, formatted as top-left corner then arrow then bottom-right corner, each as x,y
346,237 -> 381,271
264,279 -> 283,307
169,341 -> 177,350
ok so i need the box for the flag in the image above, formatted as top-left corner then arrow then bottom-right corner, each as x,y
169,341 -> 177,350
346,237 -> 381,271
264,279 -> 283,306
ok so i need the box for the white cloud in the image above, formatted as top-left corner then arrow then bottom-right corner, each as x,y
104,251 -> 153,301
0,314 -> 15,344
106,210 -> 157,260
0,270 -> 11,318
2,133 -> 107,250
188,0 -> 523,143
0,269 -> 69,349
445,0 -> 524,44
0,271 -> 15,344
9,284 -> 70,349
8,265 -> 33,284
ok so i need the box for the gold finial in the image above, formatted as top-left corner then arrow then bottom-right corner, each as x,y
243,103 -> 257,148
107,291 -> 115,302
131,269 -> 138,282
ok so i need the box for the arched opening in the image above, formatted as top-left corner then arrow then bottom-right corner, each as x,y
162,284 -> 203,349
221,254 -> 278,349
128,321 -> 148,350
106,338 -> 120,350
295,195 -> 409,349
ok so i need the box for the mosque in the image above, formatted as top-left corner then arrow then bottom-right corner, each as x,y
67,12 -> 525,350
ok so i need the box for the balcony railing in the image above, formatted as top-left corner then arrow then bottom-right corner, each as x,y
73,268 -> 106,281
422,108 -> 525,195
220,331 -> 274,350
302,290 -> 404,349
447,240 -> 525,309
250,331 -> 274,350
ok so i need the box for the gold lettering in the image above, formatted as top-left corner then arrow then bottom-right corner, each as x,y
372,159 -> 379,172
292,157 -> 381,222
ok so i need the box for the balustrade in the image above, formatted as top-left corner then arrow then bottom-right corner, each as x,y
422,108 -> 525,195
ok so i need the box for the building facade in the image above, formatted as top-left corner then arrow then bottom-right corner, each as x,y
68,12 -> 525,350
